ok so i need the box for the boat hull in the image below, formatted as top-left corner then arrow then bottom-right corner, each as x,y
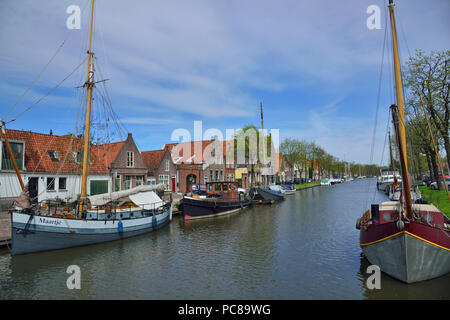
182,196 -> 250,220
257,188 -> 285,201
11,206 -> 171,255
360,221 -> 450,283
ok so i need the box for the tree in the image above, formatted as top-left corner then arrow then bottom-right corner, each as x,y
404,50 -> 450,171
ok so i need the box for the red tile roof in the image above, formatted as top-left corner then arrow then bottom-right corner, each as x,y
2,129 -> 124,174
141,149 -> 165,171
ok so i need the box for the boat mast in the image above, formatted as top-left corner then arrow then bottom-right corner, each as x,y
388,131 -> 396,173
0,121 -> 25,190
79,0 -> 96,217
388,0 -> 412,218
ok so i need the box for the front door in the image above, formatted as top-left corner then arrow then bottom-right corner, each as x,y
171,177 -> 176,192
28,177 -> 38,204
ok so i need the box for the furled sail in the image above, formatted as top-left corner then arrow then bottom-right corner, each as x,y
13,185 -> 31,210
88,184 -> 165,206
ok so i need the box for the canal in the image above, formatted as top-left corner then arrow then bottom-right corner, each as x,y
0,178 -> 449,299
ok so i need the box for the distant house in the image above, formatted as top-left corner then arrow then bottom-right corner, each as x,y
0,129 -> 147,206
141,146 -> 177,192
108,133 -> 148,192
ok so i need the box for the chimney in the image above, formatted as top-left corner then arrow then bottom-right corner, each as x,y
49,129 -> 53,135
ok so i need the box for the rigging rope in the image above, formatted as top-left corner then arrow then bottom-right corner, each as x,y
364,4 -> 389,211
6,57 -> 88,124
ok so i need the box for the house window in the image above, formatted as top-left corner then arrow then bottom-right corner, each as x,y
124,175 -> 131,189
127,151 -> 134,167
58,177 -> 67,190
210,170 -> 213,182
159,174 -> 170,191
220,170 -> 224,180
47,177 -> 55,191
48,150 -> 59,161
136,175 -> 143,186
165,159 -> 170,171
215,170 -> 219,181
1,141 -> 25,170
147,178 -> 156,185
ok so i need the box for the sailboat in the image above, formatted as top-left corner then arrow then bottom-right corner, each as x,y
3,0 -> 172,255
356,0 -> 450,283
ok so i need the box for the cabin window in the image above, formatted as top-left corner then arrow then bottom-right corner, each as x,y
47,177 -> 55,191
1,141 -> 25,170
165,159 -> 170,171
48,150 -> 59,161
147,178 -> 156,185
136,175 -> 143,186
58,177 -> 67,190
127,151 -> 134,167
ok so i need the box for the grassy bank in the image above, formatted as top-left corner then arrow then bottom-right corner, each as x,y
295,182 -> 320,190
419,186 -> 450,217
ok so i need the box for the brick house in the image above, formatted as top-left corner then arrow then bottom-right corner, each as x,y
164,138 -> 229,193
108,133 -> 148,192
141,146 -> 177,192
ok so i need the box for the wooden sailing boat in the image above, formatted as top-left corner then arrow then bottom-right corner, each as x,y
356,0 -> 450,283
5,0 -> 172,255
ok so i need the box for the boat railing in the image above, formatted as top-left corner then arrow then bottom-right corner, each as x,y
31,199 -> 169,220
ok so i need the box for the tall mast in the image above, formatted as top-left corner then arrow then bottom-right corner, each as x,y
388,131 -> 395,173
79,0 -> 95,216
260,101 -> 264,130
0,121 -> 25,190
388,0 -> 412,217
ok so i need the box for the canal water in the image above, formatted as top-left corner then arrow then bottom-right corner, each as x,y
0,178 -> 449,299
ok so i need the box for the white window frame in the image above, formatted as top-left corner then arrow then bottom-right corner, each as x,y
126,151 -> 134,168
159,174 -> 170,191
165,159 -> 170,171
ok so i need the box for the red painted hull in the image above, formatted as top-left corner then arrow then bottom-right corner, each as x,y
358,204 -> 450,283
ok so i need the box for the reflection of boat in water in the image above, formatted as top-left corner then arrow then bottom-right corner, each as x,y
182,182 -> 250,220
357,0 -> 450,283
4,0 -> 172,256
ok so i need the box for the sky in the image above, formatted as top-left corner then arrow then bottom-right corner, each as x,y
0,0 -> 449,165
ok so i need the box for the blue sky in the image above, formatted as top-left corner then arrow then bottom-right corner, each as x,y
1,0 -> 449,164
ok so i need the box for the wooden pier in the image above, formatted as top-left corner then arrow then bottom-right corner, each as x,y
0,212 -> 11,249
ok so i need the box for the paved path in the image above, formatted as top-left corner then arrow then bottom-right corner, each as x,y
0,212 -> 11,242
